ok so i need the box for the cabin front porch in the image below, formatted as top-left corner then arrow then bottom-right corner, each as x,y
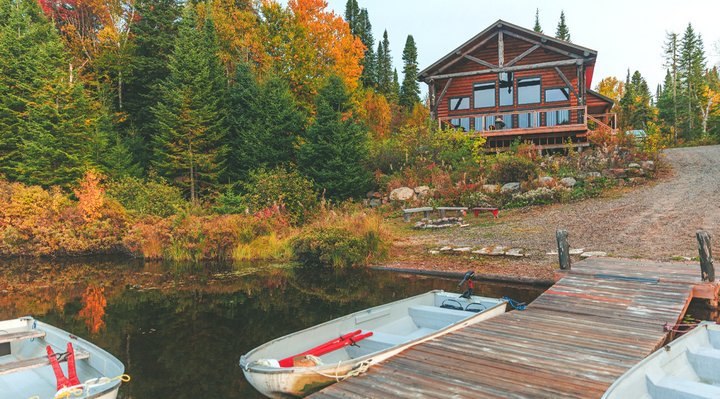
438,105 -> 617,151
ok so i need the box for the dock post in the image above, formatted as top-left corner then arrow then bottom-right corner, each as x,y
556,229 -> 571,270
697,230 -> 715,282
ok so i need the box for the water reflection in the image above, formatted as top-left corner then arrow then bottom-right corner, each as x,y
0,259 -> 547,399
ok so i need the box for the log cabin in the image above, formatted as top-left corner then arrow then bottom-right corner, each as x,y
418,20 -> 616,151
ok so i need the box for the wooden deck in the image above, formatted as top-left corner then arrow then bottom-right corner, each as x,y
310,258 -> 719,398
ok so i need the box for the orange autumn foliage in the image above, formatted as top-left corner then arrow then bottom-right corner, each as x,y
74,171 -> 105,222
357,90 -> 392,139
78,286 -> 107,334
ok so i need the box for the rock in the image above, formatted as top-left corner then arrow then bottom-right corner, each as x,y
482,184 -> 499,193
585,172 -> 602,179
472,247 -> 492,255
460,224 -> 470,228
369,198 -> 382,208
439,246 -> 453,252
628,163 -> 641,169
569,248 -> 584,255
505,248 -> 524,257
414,222 -> 424,228
389,187 -> 415,201
414,186 -> 431,198
489,245 -> 508,255
501,182 -> 521,193
641,160 -> 655,171
453,247 -> 472,253
559,177 -> 577,188
428,250 -> 440,255
538,176 -> 555,187
581,251 -> 607,258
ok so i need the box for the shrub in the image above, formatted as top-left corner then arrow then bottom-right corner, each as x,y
106,176 -> 186,217
487,153 -> 538,183
216,167 -> 319,225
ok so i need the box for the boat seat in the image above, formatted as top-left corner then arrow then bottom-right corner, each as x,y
688,347 -> 720,383
0,330 -> 46,345
363,331 -> 408,346
0,350 -> 89,376
648,375 -> 720,399
408,305 -> 470,330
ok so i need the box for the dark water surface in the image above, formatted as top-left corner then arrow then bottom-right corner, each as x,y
0,258 -> 547,398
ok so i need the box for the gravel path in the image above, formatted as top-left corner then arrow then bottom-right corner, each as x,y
389,145 -> 720,278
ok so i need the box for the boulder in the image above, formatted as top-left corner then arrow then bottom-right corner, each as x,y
560,177 -> 577,188
414,186 -> 431,198
641,160 -> 655,171
439,246 -> 452,252
628,163 -> 641,169
453,247 -> 472,253
569,248 -> 584,255
369,198 -> 382,208
482,184 -> 499,193
389,187 -> 415,201
501,182 -> 521,193
538,176 -> 555,187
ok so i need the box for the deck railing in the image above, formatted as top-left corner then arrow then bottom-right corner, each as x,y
439,105 -> 588,135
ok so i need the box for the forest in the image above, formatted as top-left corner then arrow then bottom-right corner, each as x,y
0,0 -> 718,264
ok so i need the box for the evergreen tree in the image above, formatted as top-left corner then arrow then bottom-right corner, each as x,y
555,11 -> 571,42
297,76 -> 372,200
122,0 -> 182,171
533,9 -> 543,34
678,23 -> 707,137
344,0 -> 360,32
620,70 -> 653,130
227,63 -> 305,183
392,69 -> 401,102
357,8 -> 376,88
662,32 -> 679,142
657,69 -> 677,132
400,35 -> 420,108
376,30 -> 394,98
152,5 -> 227,203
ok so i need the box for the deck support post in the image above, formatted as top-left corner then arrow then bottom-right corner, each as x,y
697,230 -> 715,282
556,229 -> 571,270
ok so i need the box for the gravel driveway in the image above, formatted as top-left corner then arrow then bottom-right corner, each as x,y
393,145 -> 720,276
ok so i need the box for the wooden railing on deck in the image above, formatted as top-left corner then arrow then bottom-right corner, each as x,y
439,105 -> 587,135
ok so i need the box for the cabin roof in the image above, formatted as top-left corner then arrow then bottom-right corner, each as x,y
588,89 -> 615,105
418,19 -> 598,82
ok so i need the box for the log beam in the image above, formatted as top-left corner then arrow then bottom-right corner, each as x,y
463,55 -> 496,69
437,32 -> 499,74
498,30 -> 504,67
502,30 -> 585,60
427,59 -> 579,81
506,44 -> 540,67
433,78 -> 453,116
554,66 -> 579,99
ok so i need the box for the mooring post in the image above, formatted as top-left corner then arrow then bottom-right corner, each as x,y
556,229 -> 571,270
696,230 -> 715,282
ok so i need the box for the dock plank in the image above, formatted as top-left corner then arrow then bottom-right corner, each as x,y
310,258 -> 718,399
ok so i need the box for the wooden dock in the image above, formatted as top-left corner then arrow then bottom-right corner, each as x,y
310,257 -> 719,398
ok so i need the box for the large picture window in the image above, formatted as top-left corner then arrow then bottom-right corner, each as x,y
517,77 -> 541,105
545,88 -> 570,102
449,97 -> 470,111
546,110 -> 571,126
473,82 -> 495,108
518,112 -> 539,128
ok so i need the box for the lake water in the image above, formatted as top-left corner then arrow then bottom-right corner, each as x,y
0,258 -> 547,398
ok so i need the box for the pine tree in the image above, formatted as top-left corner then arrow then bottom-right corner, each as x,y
400,35 -> 420,108
555,11 -> 571,42
620,70 -> 653,130
297,76 -> 372,200
678,23 -> 707,138
533,9 -> 543,34
392,69 -> 401,102
152,5 -> 227,203
357,8 -> 376,88
662,32 -> 679,143
226,63 -> 260,183
376,30 -> 394,99
122,0 -> 182,171
344,0 -> 360,32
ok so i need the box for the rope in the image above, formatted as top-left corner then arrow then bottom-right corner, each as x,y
310,360 -> 373,382
53,374 -> 131,399
502,296 -> 527,311
663,322 -> 699,333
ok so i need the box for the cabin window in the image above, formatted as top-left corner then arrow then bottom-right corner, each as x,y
473,82 -> 495,108
449,97 -> 470,111
518,112 -> 539,128
499,82 -> 514,107
546,110 -> 571,126
475,115 -> 513,131
517,77 -> 541,104
545,88 -> 570,102
450,117 -> 470,132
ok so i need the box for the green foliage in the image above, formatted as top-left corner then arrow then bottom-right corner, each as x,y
106,176 -> 187,217
292,227 -> 382,268
620,70 -> 653,131
216,167 -> 319,225
555,11 -> 571,42
487,153 -> 539,183
376,31 -> 395,100
152,5 -> 227,203
297,76 -> 372,200
122,0 -> 182,170
533,9 -> 543,33
400,35 -> 420,108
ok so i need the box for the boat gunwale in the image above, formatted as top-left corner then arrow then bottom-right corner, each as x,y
239,290 -> 507,375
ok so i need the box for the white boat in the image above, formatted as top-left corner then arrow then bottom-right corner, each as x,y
240,289 -> 507,398
603,321 -> 720,399
0,316 -> 127,399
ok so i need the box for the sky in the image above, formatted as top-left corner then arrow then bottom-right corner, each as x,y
323,0 -> 720,94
